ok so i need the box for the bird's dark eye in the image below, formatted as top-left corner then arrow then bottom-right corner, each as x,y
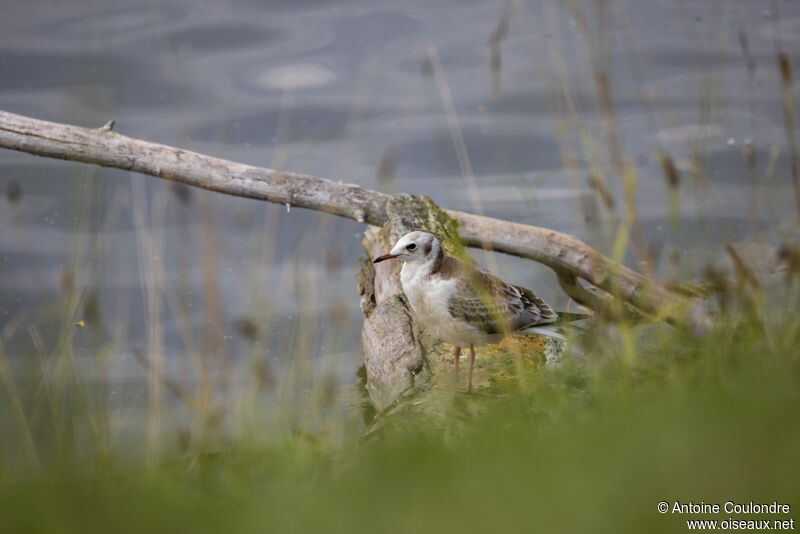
406,243 -> 416,250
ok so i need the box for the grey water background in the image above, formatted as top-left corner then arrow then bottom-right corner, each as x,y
1,0 -> 798,433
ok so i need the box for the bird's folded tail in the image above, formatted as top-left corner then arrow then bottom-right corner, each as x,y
524,326 -> 567,341
523,311 -> 592,341
553,311 -> 592,325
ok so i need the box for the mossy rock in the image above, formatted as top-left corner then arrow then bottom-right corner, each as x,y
362,334 -> 559,439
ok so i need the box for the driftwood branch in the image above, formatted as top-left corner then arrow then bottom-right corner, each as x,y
0,110 -> 390,225
0,109 -> 711,337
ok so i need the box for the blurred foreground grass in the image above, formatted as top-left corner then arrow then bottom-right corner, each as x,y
1,295 -> 798,533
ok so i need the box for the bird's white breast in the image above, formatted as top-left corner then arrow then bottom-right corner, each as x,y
400,262 -> 485,347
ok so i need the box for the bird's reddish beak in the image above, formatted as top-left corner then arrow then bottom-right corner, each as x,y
373,253 -> 397,263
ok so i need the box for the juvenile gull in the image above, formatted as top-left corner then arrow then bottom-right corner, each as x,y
374,231 -> 577,391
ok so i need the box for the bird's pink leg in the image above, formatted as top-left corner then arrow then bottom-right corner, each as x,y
467,344 -> 475,393
453,346 -> 461,376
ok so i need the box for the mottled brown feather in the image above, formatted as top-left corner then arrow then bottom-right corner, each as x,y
437,255 -> 558,335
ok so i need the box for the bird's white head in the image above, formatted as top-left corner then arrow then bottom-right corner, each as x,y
373,231 -> 440,265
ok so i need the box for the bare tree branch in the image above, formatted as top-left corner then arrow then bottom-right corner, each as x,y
0,109 -> 712,334
455,213 -> 711,334
0,110 -> 390,225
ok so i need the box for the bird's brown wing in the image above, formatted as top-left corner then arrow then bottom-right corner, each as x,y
447,266 -> 558,335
